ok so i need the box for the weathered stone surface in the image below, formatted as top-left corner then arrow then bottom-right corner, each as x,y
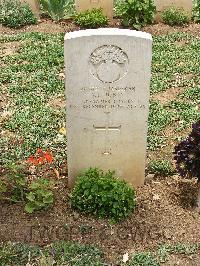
21,0 -> 40,19
75,0 -> 113,20
155,0 -> 192,21
155,0 -> 192,12
65,28 -> 152,188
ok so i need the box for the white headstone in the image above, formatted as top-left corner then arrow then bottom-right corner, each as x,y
65,28 -> 152,188
75,0 -> 113,20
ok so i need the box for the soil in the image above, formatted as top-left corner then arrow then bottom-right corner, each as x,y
0,171 -> 200,264
151,87 -> 185,105
0,19 -> 200,36
0,19 -> 200,265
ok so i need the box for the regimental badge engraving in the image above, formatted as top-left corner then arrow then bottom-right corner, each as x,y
90,45 -> 129,83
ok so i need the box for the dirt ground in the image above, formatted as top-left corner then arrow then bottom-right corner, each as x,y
0,171 -> 200,264
0,18 -> 200,36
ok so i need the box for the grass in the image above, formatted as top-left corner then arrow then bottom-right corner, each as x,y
0,241 -> 107,266
1,32 -> 200,166
0,242 -> 199,265
0,33 -> 66,164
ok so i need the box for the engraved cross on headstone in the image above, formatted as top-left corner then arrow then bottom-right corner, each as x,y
93,111 -> 121,155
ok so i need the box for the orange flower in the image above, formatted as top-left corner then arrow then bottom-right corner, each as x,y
27,149 -> 54,166
43,151 -> 54,163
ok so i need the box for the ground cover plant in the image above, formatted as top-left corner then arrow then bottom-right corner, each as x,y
148,160 -> 175,176
0,0 -> 37,28
0,242 -> 199,265
0,241 -> 107,266
162,7 -> 190,26
193,0 -> 200,22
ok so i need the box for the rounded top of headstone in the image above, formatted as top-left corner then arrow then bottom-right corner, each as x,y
65,28 -> 152,41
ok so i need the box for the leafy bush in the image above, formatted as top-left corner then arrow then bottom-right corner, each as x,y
148,160 -> 175,176
70,168 -> 136,223
162,7 -> 190,26
193,0 -> 200,22
74,8 -> 108,28
0,0 -> 37,28
0,164 -> 28,203
40,0 -> 72,21
25,178 -> 54,213
0,163 -> 54,213
115,0 -> 156,30
174,121 -> 200,181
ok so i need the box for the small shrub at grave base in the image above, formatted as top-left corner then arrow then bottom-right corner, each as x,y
162,7 -> 190,26
70,168 -> 136,223
174,121 -> 200,181
74,8 -> 108,29
148,160 -> 175,176
115,0 -> 156,30
0,0 -> 37,28
40,0 -> 72,22
193,0 -> 200,22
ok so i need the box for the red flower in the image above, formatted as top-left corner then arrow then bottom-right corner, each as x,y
27,149 -> 54,166
43,152 -> 53,163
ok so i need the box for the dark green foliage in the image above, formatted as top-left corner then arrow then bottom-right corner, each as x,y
71,168 -> 136,222
148,160 -> 175,176
193,0 -> 200,22
0,0 -> 37,28
162,7 -> 190,26
40,0 -> 72,21
74,8 -> 108,28
174,121 -> 200,181
115,0 -> 156,29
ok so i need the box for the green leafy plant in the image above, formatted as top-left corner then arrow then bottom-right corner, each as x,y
162,7 -> 190,26
193,0 -> 200,22
0,164 -> 28,203
70,168 -> 136,223
25,178 -> 54,213
0,163 -> 54,213
74,8 -> 108,28
148,160 -> 175,176
40,0 -> 73,21
115,0 -> 156,29
0,0 -> 37,28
